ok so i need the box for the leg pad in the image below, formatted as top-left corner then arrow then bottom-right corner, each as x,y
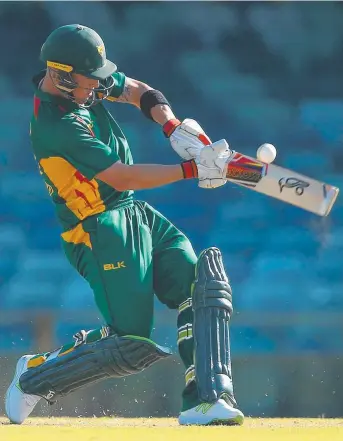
20,332 -> 171,402
193,247 -> 236,405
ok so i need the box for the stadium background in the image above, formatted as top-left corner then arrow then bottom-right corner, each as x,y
0,0 -> 343,419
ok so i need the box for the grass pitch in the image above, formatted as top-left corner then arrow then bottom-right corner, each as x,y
1,417 -> 343,441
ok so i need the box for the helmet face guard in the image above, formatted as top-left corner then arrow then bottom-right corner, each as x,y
48,63 -> 115,107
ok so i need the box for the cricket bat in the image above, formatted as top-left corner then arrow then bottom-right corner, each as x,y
225,152 -> 339,216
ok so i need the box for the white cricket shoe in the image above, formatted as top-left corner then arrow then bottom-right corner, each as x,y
5,355 -> 42,424
179,398 -> 244,426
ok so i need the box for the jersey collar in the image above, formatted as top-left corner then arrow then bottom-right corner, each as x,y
32,71 -> 80,112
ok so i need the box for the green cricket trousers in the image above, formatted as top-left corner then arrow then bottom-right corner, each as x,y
62,199 -> 198,410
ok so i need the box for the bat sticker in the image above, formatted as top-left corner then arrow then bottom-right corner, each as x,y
278,177 -> 310,196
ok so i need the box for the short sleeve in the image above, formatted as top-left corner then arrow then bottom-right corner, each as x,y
110,72 -> 126,99
55,118 -> 120,180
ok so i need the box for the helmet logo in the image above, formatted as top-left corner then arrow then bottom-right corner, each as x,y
47,61 -> 73,72
97,45 -> 105,56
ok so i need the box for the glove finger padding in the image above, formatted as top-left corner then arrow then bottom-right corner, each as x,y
211,139 -> 231,156
167,118 -> 212,160
196,139 -> 231,189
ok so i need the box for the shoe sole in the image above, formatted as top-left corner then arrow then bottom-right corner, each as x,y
206,414 -> 244,426
179,413 -> 244,426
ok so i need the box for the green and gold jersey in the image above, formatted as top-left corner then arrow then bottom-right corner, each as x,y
30,71 -> 134,233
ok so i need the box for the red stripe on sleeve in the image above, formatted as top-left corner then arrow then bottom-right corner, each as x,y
33,96 -> 41,119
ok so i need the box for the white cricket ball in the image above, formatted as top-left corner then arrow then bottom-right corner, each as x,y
256,143 -> 277,164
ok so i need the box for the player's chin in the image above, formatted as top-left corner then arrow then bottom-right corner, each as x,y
72,92 -> 92,104
75,97 -> 89,105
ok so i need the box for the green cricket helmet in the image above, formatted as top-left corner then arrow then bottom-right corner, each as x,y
40,24 -> 117,106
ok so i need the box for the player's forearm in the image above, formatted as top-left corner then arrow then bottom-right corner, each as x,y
125,164 -> 184,190
132,84 -> 176,125
137,84 -> 176,125
150,104 -> 176,126
97,162 -> 185,191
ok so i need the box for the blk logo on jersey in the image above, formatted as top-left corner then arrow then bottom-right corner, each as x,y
103,262 -> 126,271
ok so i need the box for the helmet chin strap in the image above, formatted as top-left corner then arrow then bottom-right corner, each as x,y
48,68 -> 115,107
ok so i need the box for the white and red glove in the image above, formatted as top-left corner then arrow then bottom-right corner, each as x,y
163,118 -> 211,160
181,139 -> 231,189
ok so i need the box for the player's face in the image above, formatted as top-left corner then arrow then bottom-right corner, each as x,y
72,74 -> 99,104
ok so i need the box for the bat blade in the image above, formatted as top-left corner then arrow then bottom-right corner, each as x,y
226,152 -> 339,216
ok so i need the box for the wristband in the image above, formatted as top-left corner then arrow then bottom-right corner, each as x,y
140,90 -> 171,121
163,119 -> 181,138
181,160 -> 198,179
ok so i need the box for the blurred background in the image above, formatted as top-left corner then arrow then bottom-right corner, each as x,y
1,0 -> 343,419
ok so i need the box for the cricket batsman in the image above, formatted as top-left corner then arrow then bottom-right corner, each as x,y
5,24 -> 244,426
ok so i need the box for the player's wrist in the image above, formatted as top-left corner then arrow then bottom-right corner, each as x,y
181,160 -> 198,179
163,119 -> 181,138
